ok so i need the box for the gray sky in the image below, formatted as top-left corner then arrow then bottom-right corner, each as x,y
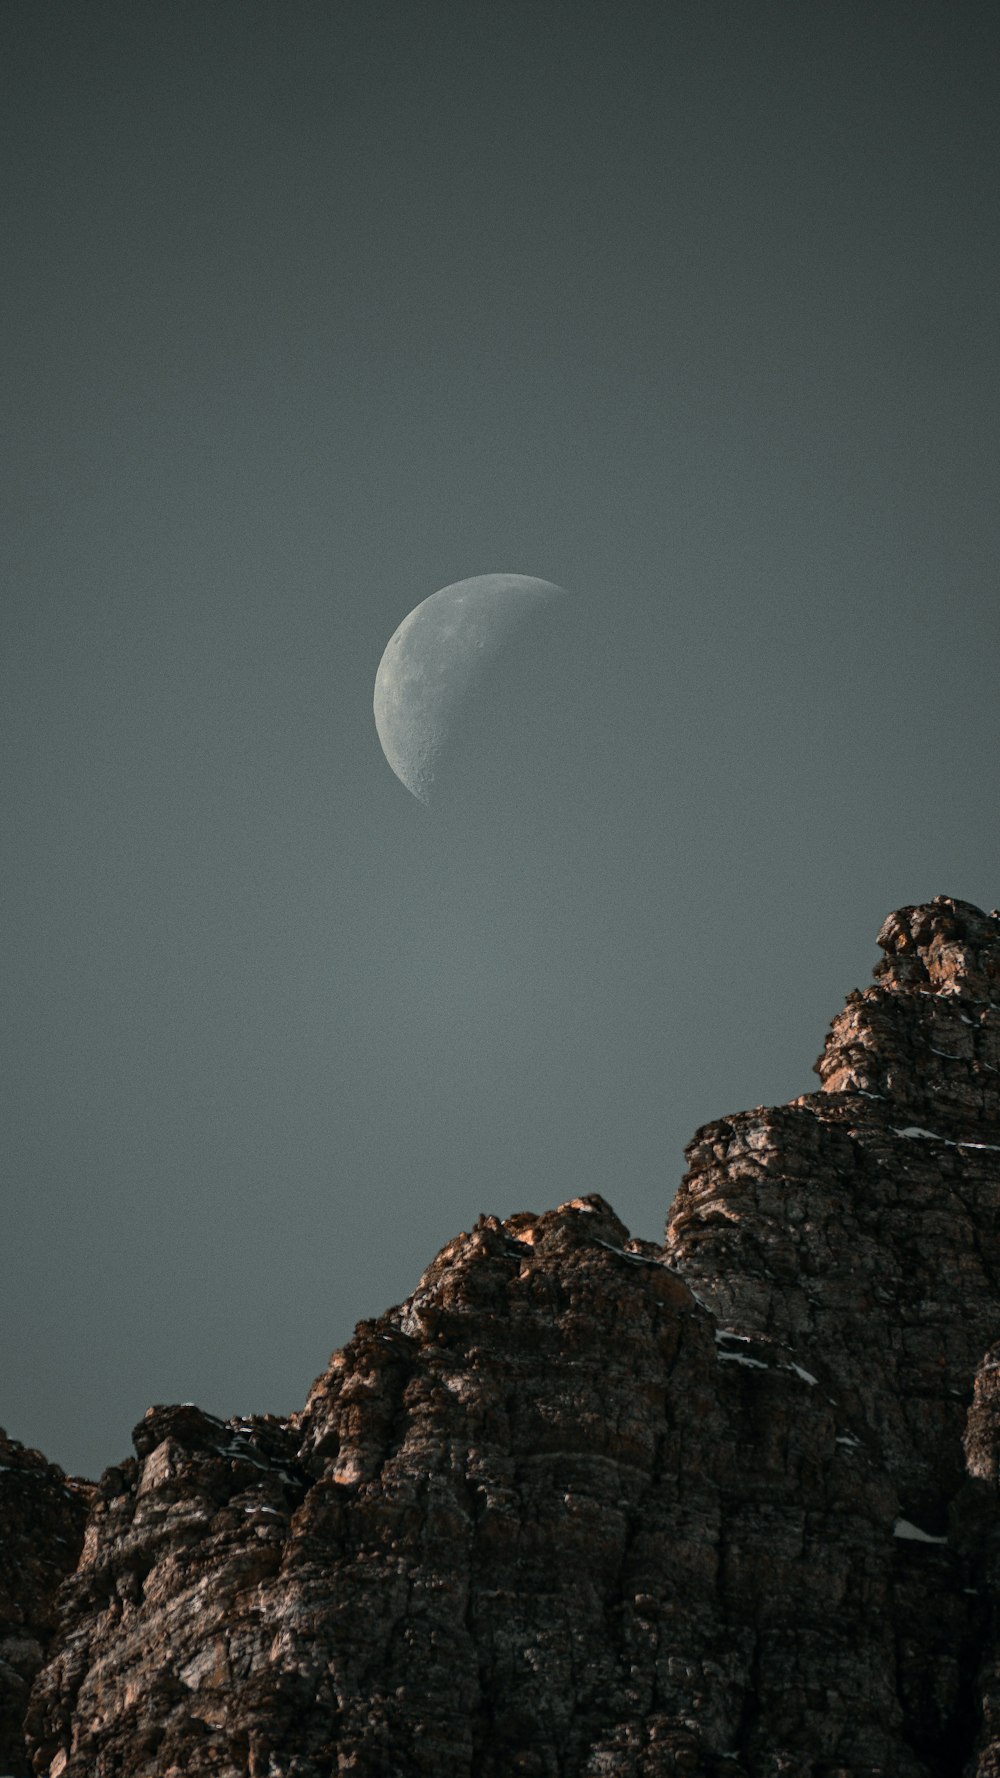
3,0 -> 998,1480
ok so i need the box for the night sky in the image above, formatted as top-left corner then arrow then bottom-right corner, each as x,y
4,1 -> 998,1480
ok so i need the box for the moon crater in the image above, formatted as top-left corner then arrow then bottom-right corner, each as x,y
374,573 -> 567,804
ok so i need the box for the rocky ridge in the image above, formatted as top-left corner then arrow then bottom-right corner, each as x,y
9,895 -> 1000,1776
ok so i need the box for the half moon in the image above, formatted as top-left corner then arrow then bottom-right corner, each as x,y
373,573 -> 567,804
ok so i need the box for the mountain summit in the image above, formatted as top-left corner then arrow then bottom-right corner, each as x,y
6,896 -> 1000,1776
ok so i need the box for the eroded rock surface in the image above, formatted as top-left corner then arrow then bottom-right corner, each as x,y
13,896 -> 1000,1775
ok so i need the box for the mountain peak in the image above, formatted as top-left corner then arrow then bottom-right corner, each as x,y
813,895 -> 1000,1129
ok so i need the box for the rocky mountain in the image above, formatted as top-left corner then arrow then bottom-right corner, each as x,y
6,894 -> 1000,1777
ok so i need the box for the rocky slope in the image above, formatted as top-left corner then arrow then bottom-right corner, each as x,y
11,895 -> 1000,1776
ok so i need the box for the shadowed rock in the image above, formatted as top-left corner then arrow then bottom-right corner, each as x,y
0,1432 -> 90,1778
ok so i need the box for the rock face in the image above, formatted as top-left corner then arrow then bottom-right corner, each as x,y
0,1431 -> 90,1778
13,895 -> 1000,1776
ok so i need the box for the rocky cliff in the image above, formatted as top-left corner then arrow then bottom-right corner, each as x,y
0,1433 -> 90,1776
9,895 -> 1000,1777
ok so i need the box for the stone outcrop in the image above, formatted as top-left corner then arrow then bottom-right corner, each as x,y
666,895 -> 1000,1775
12,895 -> 1000,1775
670,896 -> 1000,1519
0,1431 -> 90,1778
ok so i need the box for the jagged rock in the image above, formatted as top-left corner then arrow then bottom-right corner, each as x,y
668,895 -> 1000,1516
0,1431 -> 90,1778
666,895 -> 1000,1772
13,896 -> 1000,1775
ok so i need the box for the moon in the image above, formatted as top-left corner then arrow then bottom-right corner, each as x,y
374,573 -> 567,804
